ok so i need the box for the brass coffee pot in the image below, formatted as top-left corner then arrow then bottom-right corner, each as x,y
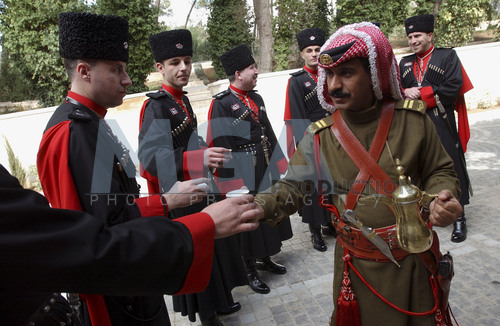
361,159 -> 436,253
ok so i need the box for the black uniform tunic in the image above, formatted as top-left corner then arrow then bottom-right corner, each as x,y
138,84 -> 246,322
399,47 -> 471,206
284,67 -> 331,227
208,86 -> 293,259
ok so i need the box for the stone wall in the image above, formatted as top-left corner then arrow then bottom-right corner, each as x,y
0,100 -> 40,114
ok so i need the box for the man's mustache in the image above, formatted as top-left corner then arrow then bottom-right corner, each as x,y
329,90 -> 350,98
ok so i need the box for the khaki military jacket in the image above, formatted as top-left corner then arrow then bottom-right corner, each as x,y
256,99 -> 460,325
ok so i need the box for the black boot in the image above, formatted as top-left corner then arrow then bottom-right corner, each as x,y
217,302 -> 241,315
244,259 -> 270,294
321,223 -> 337,237
201,313 -> 224,326
451,214 -> 467,243
255,256 -> 287,274
310,225 -> 327,252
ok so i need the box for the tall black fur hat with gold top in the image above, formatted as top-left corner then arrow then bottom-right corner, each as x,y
296,28 -> 326,51
59,12 -> 129,63
405,14 -> 434,35
149,29 -> 193,63
219,44 -> 255,76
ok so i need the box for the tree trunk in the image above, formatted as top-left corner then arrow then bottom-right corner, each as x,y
155,0 -> 161,23
184,0 -> 197,29
433,0 -> 443,17
253,0 -> 273,73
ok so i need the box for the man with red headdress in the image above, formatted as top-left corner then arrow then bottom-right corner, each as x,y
254,22 -> 462,325
399,14 -> 473,243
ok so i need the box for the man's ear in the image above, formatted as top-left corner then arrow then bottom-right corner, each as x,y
155,61 -> 164,74
76,61 -> 91,81
234,70 -> 241,81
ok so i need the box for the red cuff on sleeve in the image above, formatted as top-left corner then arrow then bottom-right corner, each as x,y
420,86 -> 436,108
183,149 -> 206,180
277,157 -> 288,174
135,195 -> 168,217
174,212 -> 215,294
216,178 -> 245,194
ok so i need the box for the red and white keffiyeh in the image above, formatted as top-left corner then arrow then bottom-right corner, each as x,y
317,22 -> 403,112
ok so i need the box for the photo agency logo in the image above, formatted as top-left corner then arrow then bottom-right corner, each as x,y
87,117 -> 395,209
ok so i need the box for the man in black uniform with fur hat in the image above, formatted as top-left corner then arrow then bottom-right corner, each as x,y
138,29 -> 246,325
207,44 -> 293,295
399,14 -> 473,243
37,13 -> 212,325
284,27 -> 334,252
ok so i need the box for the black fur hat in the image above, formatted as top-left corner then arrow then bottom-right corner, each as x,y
296,28 -> 326,51
405,14 -> 435,35
59,12 -> 129,63
149,29 -> 193,63
219,44 -> 255,76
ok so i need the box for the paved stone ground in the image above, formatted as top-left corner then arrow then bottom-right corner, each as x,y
166,214 -> 336,326
165,109 -> 500,326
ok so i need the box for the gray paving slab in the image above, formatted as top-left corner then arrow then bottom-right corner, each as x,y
165,109 -> 500,325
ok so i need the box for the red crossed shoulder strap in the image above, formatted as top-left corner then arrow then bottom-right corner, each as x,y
331,100 -> 396,210
314,100 -> 396,215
